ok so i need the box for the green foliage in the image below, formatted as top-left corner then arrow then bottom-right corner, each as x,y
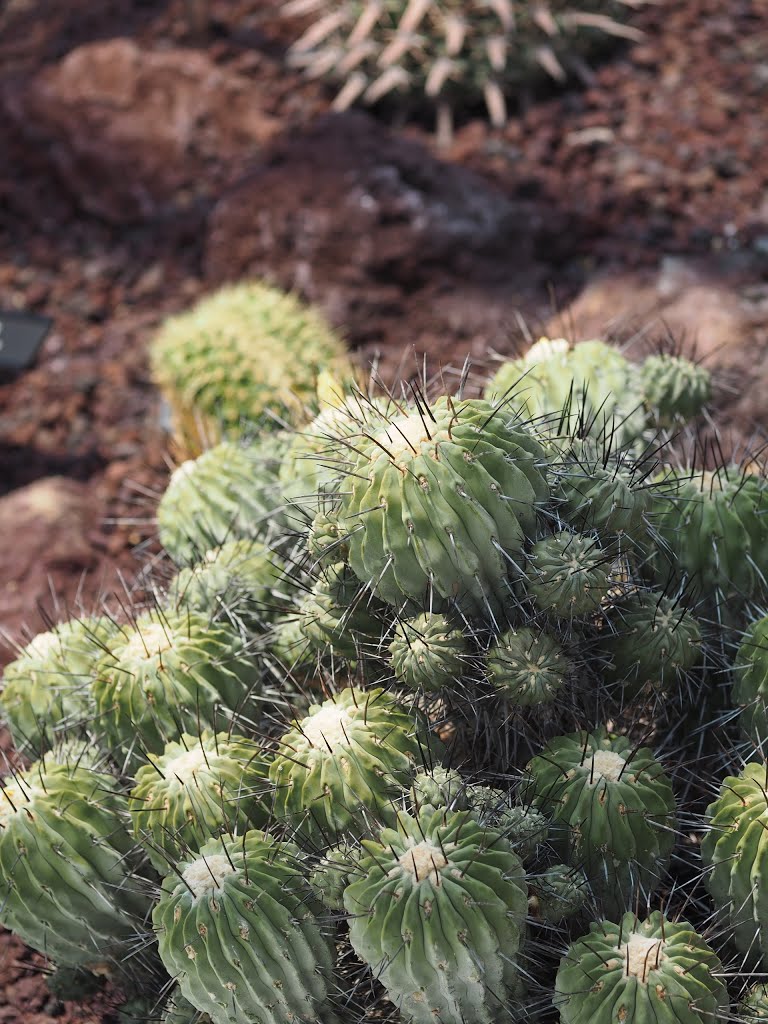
555,912 -> 727,1024
153,831 -> 335,1024
524,729 -> 676,916
344,806 -> 527,1024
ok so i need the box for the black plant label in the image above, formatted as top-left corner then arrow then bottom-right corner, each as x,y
0,311 -> 52,371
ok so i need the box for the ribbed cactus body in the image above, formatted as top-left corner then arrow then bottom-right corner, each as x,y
524,730 -> 676,916
298,562 -> 381,657
601,592 -> 701,695
732,614 -> 768,745
339,396 -> 548,616
530,864 -> 587,923
150,282 -> 351,449
741,985 -> 768,1022
555,912 -> 727,1024
153,832 -> 335,1024
270,687 -> 443,843
410,765 -> 468,811
389,612 -> 468,690
555,443 -> 651,538
129,731 -> 271,872
640,353 -> 711,425
465,785 -> 549,860
344,807 -> 527,1024
93,610 -> 259,765
649,468 -> 768,605
309,841 -> 363,910
0,755 -> 149,970
158,440 -> 287,564
0,616 -> 113,755
702,762 -> 768,966
487,626 -> 569,706
527,531 -> 611,617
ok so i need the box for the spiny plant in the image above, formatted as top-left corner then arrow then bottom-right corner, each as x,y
269,686 -> 444,844
486,625 -> 570,706
741,985 -> 768,1022
344,806 -> 528,1024
0,615 -> 114,756
554,911 -> 728,1024
128,730 -> 272,872
523,729 -> 676,917
529,863 -> 588,923
640,352 -> 712,427
0,750 -> 152,974
157,438 -> 287,565
525,530 -> 611,619
734,612 -> 768,750
388,611 -> 469,690
150,281 -> 353,454
92,608 -> 261,767
153,831 -> 336,1024
285,1 -> 646,141
464,783 -> 550,860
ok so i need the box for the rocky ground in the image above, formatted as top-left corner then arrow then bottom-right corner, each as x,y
1,0 -> 768,1018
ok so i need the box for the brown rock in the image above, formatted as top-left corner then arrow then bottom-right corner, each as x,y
2,38 -> 279,223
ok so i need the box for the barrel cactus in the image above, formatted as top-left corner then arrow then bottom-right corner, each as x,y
555,912 -> 728,1024
732,613 -> 768,747
93,609 -> 260,765
389,612 -> 468,690
157,439 -> 287,564
702,761 -> 768,966
153,831 -> 336,1024
741,985 -> 768,1022
529,864 -> 587,923
410,765 -> 468,811
338,395 -> 548,616
526,530 -> 611,618
269,686 -> 443,843
486,626 -> 569,706
648,466 -> 768,610
298,562 -> 381,658
287,3 -> 644,136
129,731 -> 272,872
465,785 -> 549,860
344,806 -> 527,1024
309,840 -> 362,911
524,729 -> 676,916
640,353 -> 711,426
0,616 -> 114,755
169,538 -> 285,633
0,753 -> 150,971
150,281 -> 352,451
600,591 -> 702,696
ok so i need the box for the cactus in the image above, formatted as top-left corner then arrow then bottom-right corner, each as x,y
129,731 -> 272,872
163,989 -> 211,1024
157,439 -> 287,565
529,863 -> 587,923
409,764 -> 468,811
344,806 -> 527,1024
169,538 -> 286,633
286,2 -> 644,138
524,729 -> 676,916
0,753 -> 150,971
600,591 -> 702,697
735,613 -> 768,747
309,840 -> 362,911
702,761 -> 768,967
640,353 -> 711,426
93,609 -> 260,765
153,831 -> 336,1024
465,785 -> 549,860
741,985 -> 768,1022
527,530 -> 611,618
389,612 -> 468,690
269,686 -> 443,843
338,395 -> 548,616
555,912 -> 728,1024
486,626 -> 569,706
0,616 -> 114,755
648,466 -> 768,612
150,282 -> 352,451
308,508 -> 348,565
298,562 -> 382,658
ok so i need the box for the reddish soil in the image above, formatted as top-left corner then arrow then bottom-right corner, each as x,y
0,0 -> 767,1017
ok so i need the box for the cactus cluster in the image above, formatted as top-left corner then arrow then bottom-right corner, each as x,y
3,325 -> 762,1024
